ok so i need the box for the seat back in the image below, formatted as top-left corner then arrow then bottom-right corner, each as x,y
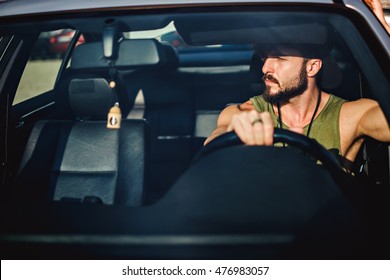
121,41 -> 195,203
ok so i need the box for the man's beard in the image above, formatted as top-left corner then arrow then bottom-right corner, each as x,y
262,65 -> 308,104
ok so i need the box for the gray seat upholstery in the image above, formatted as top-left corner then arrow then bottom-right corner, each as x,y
16,118 -> 147,206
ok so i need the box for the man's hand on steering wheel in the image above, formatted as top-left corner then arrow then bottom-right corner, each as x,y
226,110 -> 304,146
197,109 -> 352,184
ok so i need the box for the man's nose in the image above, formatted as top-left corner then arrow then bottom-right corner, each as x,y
261,57 -> 273,74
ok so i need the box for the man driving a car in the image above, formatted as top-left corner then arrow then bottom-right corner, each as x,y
204,26 -> 390,164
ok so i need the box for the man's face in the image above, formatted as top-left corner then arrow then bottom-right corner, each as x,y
261,52 -> 308,104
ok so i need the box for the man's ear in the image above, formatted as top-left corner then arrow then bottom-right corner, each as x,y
306,59 -> 322,77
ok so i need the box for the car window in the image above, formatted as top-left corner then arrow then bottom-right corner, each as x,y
1,1 -> 390,262
12,29 -> 83,105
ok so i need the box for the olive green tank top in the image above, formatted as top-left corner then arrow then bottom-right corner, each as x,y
250,94 -> 346,154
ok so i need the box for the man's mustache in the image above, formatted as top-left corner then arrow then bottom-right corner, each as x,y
262,73 -> 279,85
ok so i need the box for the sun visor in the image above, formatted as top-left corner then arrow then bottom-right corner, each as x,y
175,17 -> 329,46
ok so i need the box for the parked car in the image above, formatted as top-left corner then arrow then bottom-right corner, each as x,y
30,29 -> 84,60
0,0 -> 389,260
48,29 -> 85,58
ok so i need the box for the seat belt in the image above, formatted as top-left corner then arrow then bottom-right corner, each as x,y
358,73 -> 369,175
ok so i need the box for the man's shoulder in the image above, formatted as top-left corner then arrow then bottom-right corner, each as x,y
342,97 -> 378,107
340,98 -> 379,116
328,93 -> 346,103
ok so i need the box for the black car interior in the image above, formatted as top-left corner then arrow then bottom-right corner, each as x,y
13,40 -> 150,205
1,7 -> 390,258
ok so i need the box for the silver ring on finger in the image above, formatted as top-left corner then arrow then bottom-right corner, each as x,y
251,118 -> 263,126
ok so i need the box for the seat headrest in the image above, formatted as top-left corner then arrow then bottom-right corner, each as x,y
71,39 -> 168,70
68,77 -> 116,120
161,43 -> 179,69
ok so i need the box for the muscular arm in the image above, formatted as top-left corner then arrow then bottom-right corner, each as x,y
357,100 -> 390,142
341,98 -> 390,159
363,0 -> 390,34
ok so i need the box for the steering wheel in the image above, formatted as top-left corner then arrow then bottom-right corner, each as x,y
193,128 -> 350,182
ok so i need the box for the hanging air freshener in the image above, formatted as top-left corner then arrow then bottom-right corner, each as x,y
107,102 -> 121,129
